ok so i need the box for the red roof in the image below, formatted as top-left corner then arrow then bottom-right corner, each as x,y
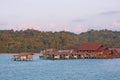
78,42 -> 103,51
103,50 -> 112,54
111,48 -> 120,53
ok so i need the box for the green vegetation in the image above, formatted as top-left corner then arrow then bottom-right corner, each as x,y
0,29 -> 120,53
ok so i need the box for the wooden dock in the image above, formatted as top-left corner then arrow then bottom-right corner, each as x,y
41,47 -> 120,60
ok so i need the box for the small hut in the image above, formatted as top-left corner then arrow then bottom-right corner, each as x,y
12,53 -> 34,61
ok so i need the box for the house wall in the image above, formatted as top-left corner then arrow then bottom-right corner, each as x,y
28,55 -> 33,59
74,55 -> 77,59
65,55 -> 70,59
54,55 -> 60,59
20,56 -> 27,60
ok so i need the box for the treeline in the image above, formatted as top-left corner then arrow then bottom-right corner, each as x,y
0,29 -> 120,53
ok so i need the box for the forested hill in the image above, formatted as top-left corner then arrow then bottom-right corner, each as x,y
0,29 -> 120,53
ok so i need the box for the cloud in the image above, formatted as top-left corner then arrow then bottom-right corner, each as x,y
7,22 -> 88,33
44,23 -> 60,31
7,23 -> 70,32
94,22 -> 120,31
44,23 -> 71,32
112,22 -> 120,27
71,24 -> 88,33
7,23 -> 42,30
0,21 -> 8,25
5,21 -> 120,34
100,11 -> 120,15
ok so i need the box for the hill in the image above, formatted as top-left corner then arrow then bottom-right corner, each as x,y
0,29 -> 120,53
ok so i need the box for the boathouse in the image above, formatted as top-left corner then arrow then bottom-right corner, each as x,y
12,53 -> 34,61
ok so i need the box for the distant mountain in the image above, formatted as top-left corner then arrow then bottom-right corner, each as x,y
0,29 -> 120,53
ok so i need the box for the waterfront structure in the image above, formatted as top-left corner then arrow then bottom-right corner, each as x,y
12,53 -> 34,61
42,42 -> 120,60
77,42 -> 112,59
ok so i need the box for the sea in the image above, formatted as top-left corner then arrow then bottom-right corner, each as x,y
0,54 -> 120,80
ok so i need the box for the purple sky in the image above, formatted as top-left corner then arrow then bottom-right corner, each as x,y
0,0 -> 120,33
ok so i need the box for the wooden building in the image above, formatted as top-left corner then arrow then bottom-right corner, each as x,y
12,53 -> 34,61
77,42 -> 111,59
42,42 -> 120,60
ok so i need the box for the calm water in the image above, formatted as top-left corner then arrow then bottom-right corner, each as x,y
0,54 -> 120,80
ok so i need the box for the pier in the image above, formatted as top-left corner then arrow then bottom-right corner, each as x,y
41,43 -> 120,60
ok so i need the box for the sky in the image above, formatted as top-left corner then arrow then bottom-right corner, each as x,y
0,0 -> 120,33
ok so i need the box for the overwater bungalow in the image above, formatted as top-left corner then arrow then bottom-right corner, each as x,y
12,53 -> 34,61
42,49 -> 81,60
77,42 -> 111,59
42,42 -> 120,60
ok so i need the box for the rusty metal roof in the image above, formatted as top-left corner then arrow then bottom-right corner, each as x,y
78,42 -> 103,51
